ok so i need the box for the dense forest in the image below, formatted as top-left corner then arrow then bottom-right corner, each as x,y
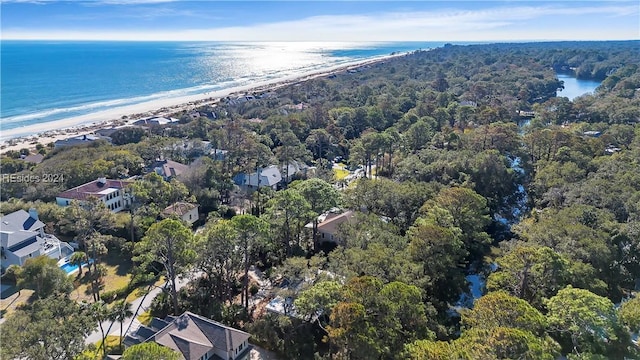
1,41 -> 639,360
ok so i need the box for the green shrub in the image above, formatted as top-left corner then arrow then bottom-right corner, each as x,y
101,285 -> 130,303
250,284 -> 259,296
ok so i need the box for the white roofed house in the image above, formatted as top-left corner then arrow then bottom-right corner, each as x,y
55,177 -> 133,213
132,116 -> 180,127
0,209 -> 74,271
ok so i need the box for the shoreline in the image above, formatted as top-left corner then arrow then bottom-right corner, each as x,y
0,52 -> 408,154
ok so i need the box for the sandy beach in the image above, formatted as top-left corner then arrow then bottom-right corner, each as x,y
0,53 -> 404,155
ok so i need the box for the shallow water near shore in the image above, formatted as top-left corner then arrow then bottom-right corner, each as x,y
1,41 -> 448,135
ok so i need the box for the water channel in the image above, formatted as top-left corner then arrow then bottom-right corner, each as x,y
456,72 -> 603,308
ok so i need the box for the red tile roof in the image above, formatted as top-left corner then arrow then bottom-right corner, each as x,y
57,179 -> 132,201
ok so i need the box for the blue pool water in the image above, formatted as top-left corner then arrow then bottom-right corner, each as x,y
60,259 -> 93,274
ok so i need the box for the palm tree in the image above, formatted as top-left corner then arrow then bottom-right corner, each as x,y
69,251 -> 87,277
109,300 -> 134,351
89,301 -> 110,358
89,263 -> 108,302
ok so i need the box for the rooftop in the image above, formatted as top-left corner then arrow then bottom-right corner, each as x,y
133,116 -> 179,126
20,153 -> 45,164
162,202 -> 198,218
234,165 -> 283,187
128,311 -> 251,360
316,210 -> 355,235
54,134 -> 108,147
0,209 -> 45,233
151,159 -> 190,178
57,179 -> 132,201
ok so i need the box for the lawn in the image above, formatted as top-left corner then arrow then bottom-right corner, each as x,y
334,168 -> 349,180
70,251 -> 133,303
137,310 -> 153,325
0,288 -> 34,319
99,334 -> 122,351
80,335 -> 123,359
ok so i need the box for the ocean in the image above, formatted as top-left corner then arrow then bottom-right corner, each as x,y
1,41 -> 445,136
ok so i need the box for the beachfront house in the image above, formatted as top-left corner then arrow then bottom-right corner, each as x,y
162,202 -> 199,225
20,153 -> 44,164
233,165 -> 283,191
187,110 -> 205,120
149,159 -> 190,180
0,209 -> 74,271
54,134 -> 111,148
132,116 -> 180,127
56,178 -> 133,213
123,311 -> 251,360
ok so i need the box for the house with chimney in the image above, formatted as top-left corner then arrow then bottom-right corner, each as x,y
123,311 -> 251,360
56,177 -> 133,213
0,209 -> 74,271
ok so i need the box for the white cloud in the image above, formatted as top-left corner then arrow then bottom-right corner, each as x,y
2,3 -> 638,41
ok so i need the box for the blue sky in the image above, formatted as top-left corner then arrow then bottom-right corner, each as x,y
1,1 -> 638,41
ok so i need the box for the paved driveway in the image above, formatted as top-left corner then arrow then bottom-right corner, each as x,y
85,273 -> 197,345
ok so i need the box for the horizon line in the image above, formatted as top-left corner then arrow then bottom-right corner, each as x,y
2,38 -> 638,42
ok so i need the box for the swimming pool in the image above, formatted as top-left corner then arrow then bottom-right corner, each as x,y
59,259 -> 93,274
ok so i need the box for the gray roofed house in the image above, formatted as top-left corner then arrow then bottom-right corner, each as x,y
124,311 -> 251,360
280,161 -> 309,183
0,209 -> 74,270
1,208 -> 45,233
150,159 -> 190,180
20,153 -> 45,164
233,165 -> 282,190
54,134 -> 111,148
